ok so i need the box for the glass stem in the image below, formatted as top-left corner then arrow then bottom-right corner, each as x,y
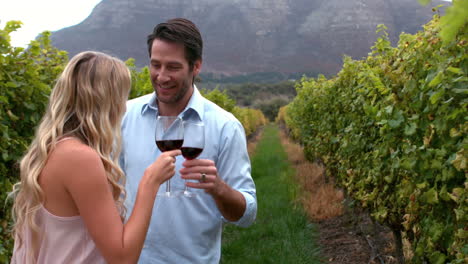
166,179 -> 171,193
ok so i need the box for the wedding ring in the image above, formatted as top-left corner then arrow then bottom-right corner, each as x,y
201,173 -> 206,182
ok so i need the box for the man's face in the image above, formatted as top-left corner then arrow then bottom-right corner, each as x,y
149,39 -> 201,105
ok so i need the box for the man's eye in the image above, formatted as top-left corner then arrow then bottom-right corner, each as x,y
168,66 -> 181,71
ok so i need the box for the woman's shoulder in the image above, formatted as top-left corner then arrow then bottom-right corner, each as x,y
48,138 -> 103,173
39,138 -> 106,207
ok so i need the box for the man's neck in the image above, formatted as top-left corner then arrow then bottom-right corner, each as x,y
157,87 -> 194,116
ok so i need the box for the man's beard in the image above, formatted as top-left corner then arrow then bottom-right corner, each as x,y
156,78 -> 191,104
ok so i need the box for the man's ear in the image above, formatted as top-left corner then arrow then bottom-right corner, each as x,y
193,59 -> 202,76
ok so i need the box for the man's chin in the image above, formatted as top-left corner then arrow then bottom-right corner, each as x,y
157,95 -> 179,104
156,90 -> 172,101
157,97 -> 172,104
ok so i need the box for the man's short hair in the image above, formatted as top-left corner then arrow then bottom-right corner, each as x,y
147,18 -> 203,70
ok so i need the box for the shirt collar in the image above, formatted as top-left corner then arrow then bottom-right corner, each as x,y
140,85 -> 205,121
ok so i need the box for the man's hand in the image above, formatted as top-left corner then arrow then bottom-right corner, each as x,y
179,159 -> 227,197
179,158 -> 246,221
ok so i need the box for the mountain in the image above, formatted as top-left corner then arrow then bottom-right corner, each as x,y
50,0 -> 448,76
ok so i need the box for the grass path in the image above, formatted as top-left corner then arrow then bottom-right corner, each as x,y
221,124 -> 322,263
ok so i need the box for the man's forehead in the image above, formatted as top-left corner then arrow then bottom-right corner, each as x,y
152,39 -> 184,52
151,40 -> 186,61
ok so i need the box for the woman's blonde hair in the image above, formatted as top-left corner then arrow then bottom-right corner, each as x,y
10,51 -> 131,259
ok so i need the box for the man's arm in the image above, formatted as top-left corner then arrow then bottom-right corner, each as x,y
180,120 -> 257,226
180,158 -> 246,221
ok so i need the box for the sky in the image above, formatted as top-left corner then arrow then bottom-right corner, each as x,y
0,0 -> 103,47
0,0 -> 452,48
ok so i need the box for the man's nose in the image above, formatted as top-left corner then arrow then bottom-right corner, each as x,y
157,70 -> 170,83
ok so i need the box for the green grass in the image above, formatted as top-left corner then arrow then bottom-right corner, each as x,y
221,124 -> 322,264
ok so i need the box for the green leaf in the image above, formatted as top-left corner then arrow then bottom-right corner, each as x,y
430,90 -> 445,104
452,88 -> 468,94
430,160 -> 442,170
388,111 -> 404,128
454,208 -> 465,221
6,110 -> 19,121
428,71 -> 443,87
449,188 -> 464,203
429,251 -> 447,264
384,175 -> 393,183
401,158 -> 416,170
451,150 -> 467,171
450,128 -> 461,137
384,105 -> 393,114
371,207 -> 388,221
388,119 -> 402,128
447,67 -> 462,74
4,20 -> 22,33
404,122 -> 417,135
421,188 -> 438,204
5,81 -> 18,88
439,185 -> 451,201
417,182 -> 428,189
23,102 -> 36,110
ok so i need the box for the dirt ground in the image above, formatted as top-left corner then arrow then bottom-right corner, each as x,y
317,200 -> 398,264
274,127 -> 400,264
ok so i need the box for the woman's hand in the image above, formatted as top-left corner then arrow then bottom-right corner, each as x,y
144,149 -> 181,185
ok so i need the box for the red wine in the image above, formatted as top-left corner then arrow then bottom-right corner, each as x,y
156,140 -> 183,152
181,147 -> 203,160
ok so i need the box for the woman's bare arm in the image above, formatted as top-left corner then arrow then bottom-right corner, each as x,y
51,141 -> 179,264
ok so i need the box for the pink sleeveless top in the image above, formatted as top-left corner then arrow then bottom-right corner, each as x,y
11,137 -> 107,264
11,206 -> 107,264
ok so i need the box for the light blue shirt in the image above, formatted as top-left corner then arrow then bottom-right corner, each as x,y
120,87 -> 257,264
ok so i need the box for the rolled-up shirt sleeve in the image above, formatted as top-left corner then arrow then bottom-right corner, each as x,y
217,120 -> 257,227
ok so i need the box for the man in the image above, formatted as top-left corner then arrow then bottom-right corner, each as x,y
120,18 -> 257,263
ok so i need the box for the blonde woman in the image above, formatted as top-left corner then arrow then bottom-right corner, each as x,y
10,51 -> 180,264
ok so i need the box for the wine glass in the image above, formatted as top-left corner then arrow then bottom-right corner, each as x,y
181,120 -> 205,197
155,116 -> 184,197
